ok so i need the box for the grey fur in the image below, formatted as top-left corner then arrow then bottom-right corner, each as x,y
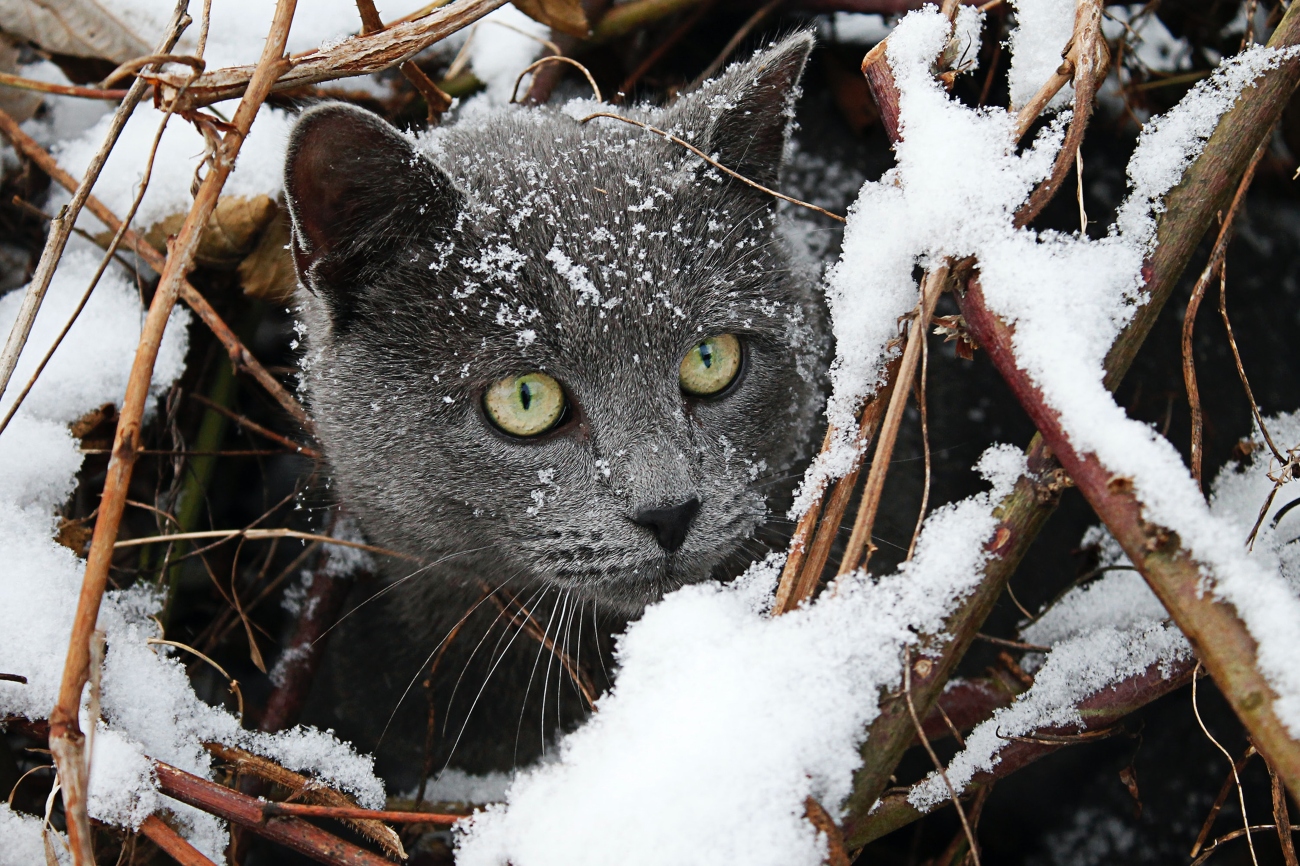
286,33 -> 828,784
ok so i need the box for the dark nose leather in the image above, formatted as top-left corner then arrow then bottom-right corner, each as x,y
631,497 -> 701,552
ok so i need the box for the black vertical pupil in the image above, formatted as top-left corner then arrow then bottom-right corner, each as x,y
699,342 -> 714,369
519,381 -> 533,411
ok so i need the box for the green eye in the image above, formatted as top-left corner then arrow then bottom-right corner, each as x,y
484,372 -> 566,437
679,334 -> 742,397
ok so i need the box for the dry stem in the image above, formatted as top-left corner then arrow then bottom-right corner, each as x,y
837,263 -> 947,576
47,6 -> 300,862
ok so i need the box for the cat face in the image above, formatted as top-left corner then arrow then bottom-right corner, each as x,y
285,33 -> 827,613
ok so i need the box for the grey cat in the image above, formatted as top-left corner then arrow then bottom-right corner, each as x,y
284,32 -> 828,787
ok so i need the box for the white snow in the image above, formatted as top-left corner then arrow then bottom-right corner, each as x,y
1007,0 -> 1078,111
95,0 -> 436,72
52,103 -> 293,238
456,446 -> 1027,866
0,253 -> 383,856
0,802 -> 67,866
908,417 -> 1300,809
465,5 -> 550,106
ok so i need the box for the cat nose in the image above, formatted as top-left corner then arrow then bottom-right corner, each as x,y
630,497 -> 701,552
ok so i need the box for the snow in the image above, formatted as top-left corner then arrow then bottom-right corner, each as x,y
96,0 -> 435,72
0,803 -> 67,866
1007,0 -> 1077,111
0,252 -> 384,855
824,13 -> 892,46
908,417 -> 1300,810
465,6 -> 550,106
52,103 -> 293,238
456,445 -> 1026,866
804,3 -> 1300,737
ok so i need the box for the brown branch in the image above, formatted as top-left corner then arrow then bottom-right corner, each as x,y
837,264 -> 947,577
1183,138 -> 1269,488
47,6 -> 300,862
261,802 -> 464,825
139,814 -> 220,866
0,72 -> 130,100
153,761 -> 394,866
1271,760 -> 1300,866
355,0 -> 452,123
0,108 -> 313,434
204,743 -> 403,859
189,393 -> 319,458
1013,0 -> 1108,228
153,0 -> 507,110
960,265 -> 1300,800
770,353 -> 900,615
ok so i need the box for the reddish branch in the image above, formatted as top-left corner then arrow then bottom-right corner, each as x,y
258,527 -> 367,733
856,657 -> 1197,844
153,762 -> 392,866
139,814 -> 219,866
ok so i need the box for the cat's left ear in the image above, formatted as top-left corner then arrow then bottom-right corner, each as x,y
662,31 -> 813,188
283,103 -> 461,329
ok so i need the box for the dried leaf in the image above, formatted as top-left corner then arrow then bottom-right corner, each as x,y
237,207 -> 298,303
141,194 -> 278,269
512,0 -> 588,38
0,35 -> 42,123
0,0 -> 150,64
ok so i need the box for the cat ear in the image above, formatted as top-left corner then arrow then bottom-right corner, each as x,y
283,103 -> 461,328
662,31 -> 814,189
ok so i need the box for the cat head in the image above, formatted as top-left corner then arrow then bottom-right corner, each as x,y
284,32 -> 827,614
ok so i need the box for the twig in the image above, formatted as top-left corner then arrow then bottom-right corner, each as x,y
0,60 -> 198,440
906,322 -> 932,561
152,0 -> 507,110
771,354 -> 901,615
355,0 -> 452,123
47,6 -> 299,862
1183,137 -> 1269,488
838,264 -> 947,576
203,742 -> 404,859
905,647 -> 981,866
189,393 -> 319,457
0,72 -> 129,100
512,56 -> 603,103
152,761 -> 394,866
1272,759 -> 1300,866
261,802 -> 464,824
1014,0 -> 1107,227
113,527 -> 417,560
1193,825 -> 1300,866
1194,661 -> 1262,866
579,112 -> 846,222
138,814 -> 219,866
1191,742 -> 1258,858
617,0 -> 717,98
0,2 -> 189,409
146,639 -> 244,722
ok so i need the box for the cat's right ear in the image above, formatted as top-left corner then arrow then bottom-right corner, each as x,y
284,103 -> 461,329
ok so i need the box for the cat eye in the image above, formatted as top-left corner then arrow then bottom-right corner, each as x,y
679,334 -> 743,397
484,372 -> 567,437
